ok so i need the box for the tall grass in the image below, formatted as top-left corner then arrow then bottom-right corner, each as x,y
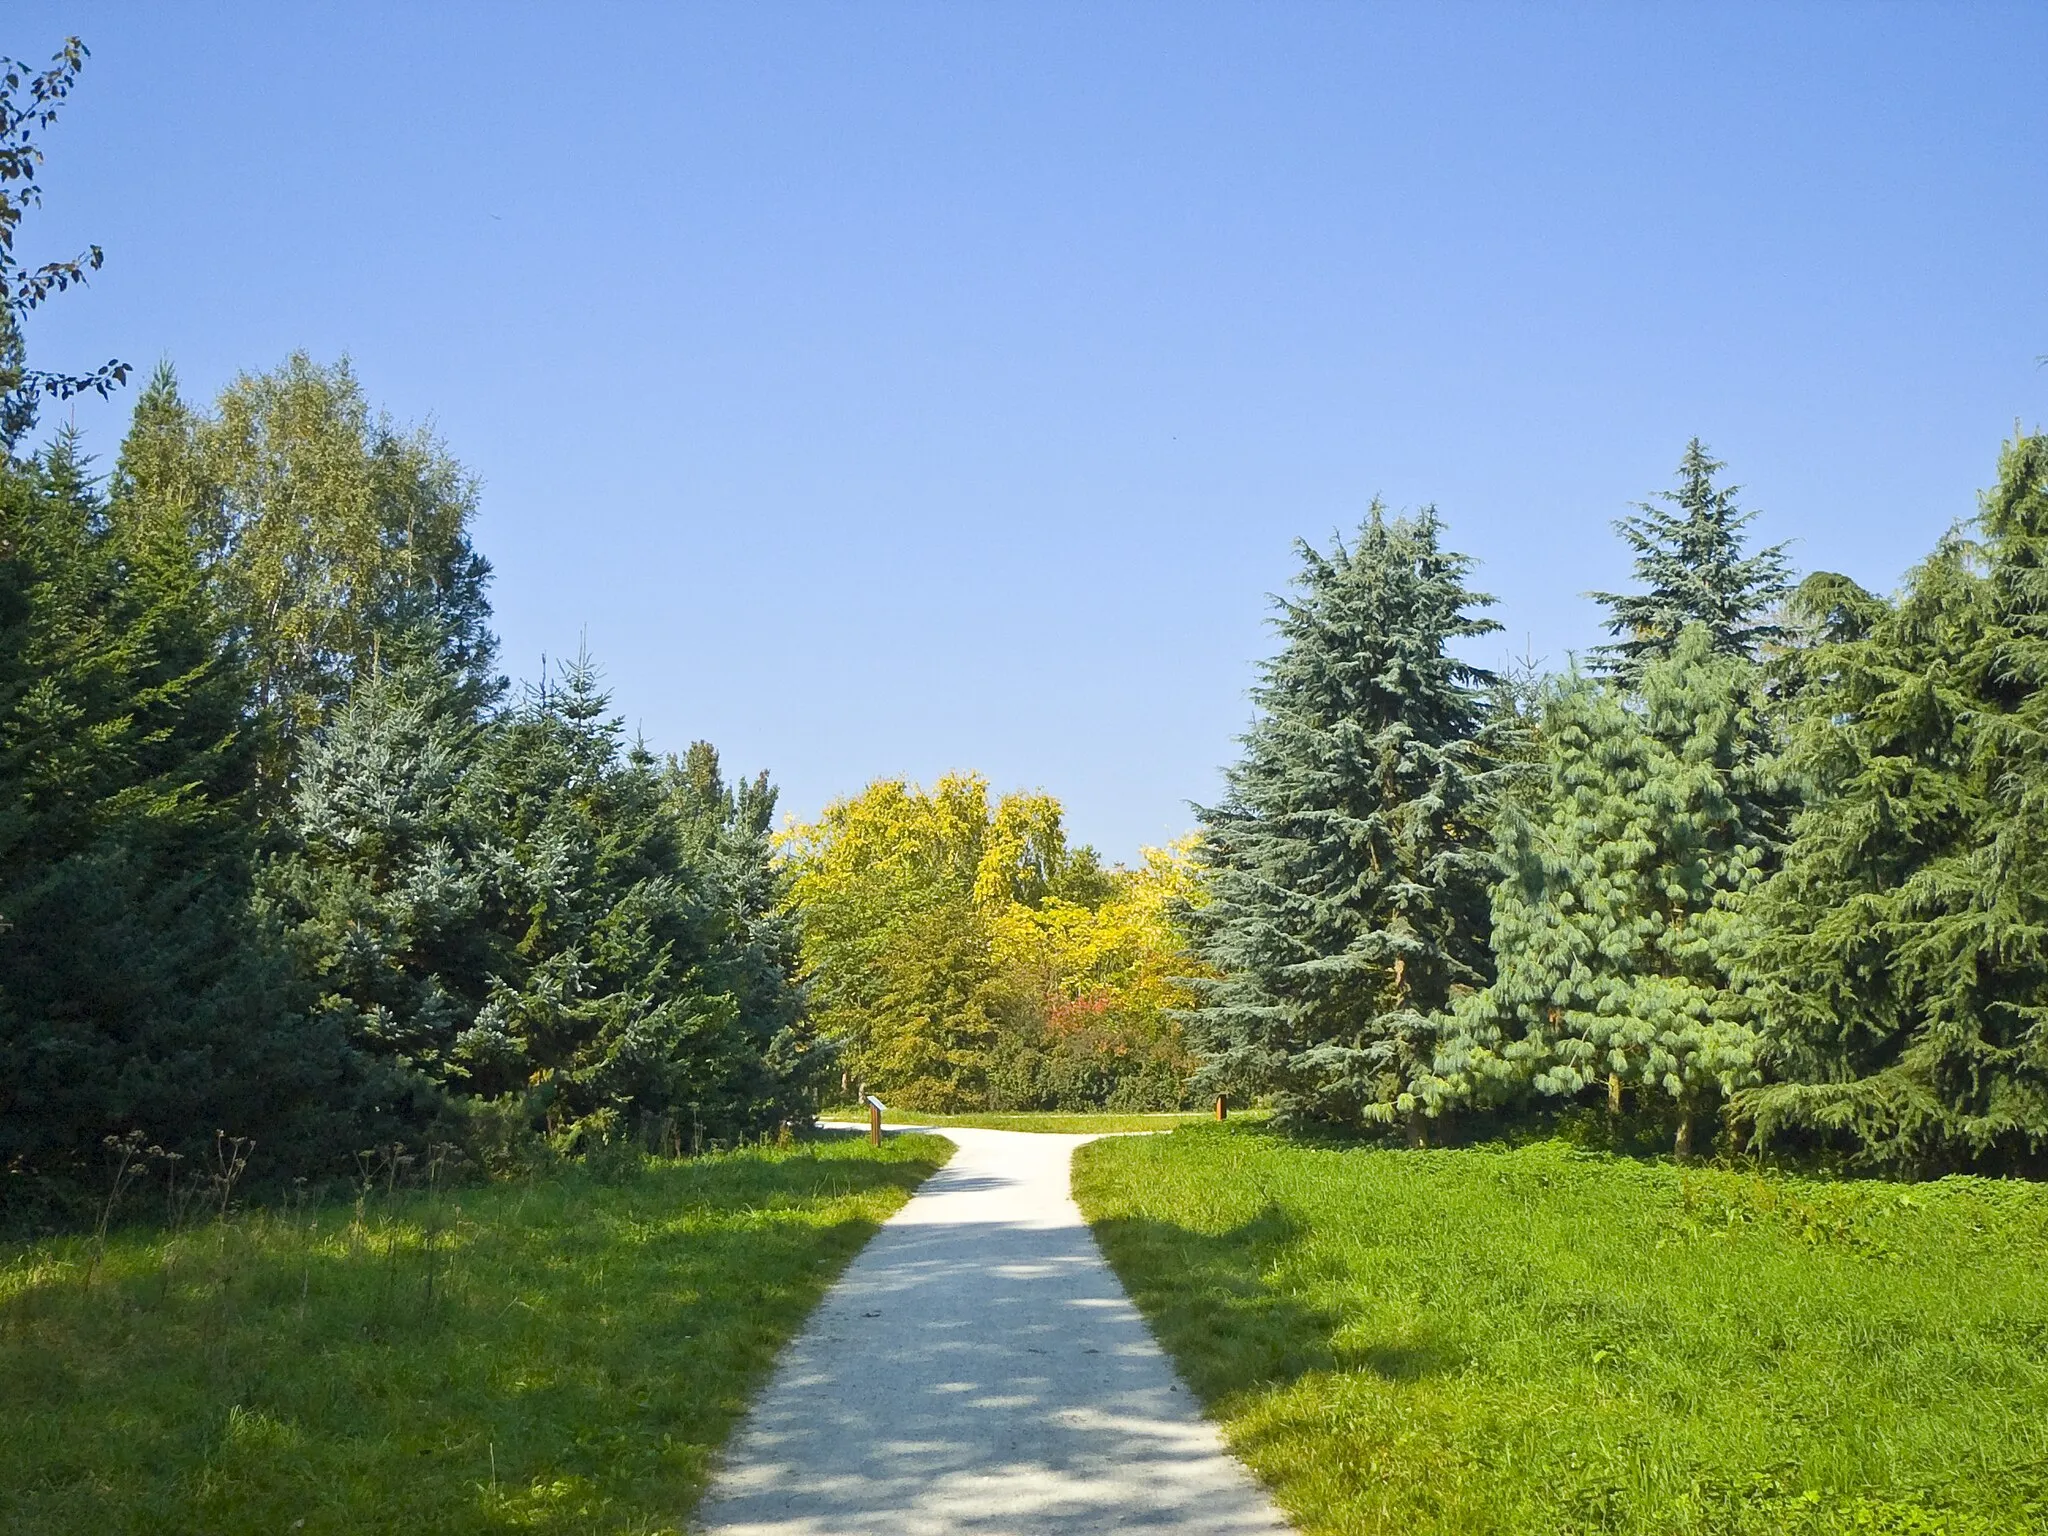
1075,1126 -> 2048,1536
2,1133 -> 949,1535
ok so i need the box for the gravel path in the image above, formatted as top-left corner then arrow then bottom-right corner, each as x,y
693,1126 -> 1293,1535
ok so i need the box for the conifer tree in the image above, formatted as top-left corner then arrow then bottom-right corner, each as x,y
1439,627 -> 1781,1155
261,658 -> 495,1126
1591,439 -> 1792,682
1187,506 -> 1502,1137
266,646 -> 822,1148
459,655 -> 814,1143
663,741 -> 824,1119
0,435 -> 348,1201
1737,434 -> 2048,1170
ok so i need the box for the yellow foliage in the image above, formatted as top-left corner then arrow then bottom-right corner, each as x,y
781,782 -> 1204,1109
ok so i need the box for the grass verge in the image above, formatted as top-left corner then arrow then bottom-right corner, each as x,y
2,1132 -> 950,1535
822,1106 -> 1254,1134
1074,1125 -> 2048,1536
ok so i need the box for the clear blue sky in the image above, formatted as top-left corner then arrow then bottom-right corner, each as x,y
16,3 -> 2048,859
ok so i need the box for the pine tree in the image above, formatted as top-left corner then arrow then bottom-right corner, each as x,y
1439,627 -> 1782,1155
1187,506 -> 1502,1137
1591,439 -> 1792,683
260,658 -> 496,1130
1737,434 -> 2048,1171
664,742 -> 826,1124
0,435 -> 349,1203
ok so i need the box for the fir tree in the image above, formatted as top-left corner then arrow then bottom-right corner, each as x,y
1737,434 -> 2048,1171
457,654 -> 811,1144
0,435 -> 348,1203
664,741 -> 827,1123
1439,627 -> 1782,1156
261,658 -> 495,1128
1591,439 -> 1792,683
1187,506 -> 1502,1137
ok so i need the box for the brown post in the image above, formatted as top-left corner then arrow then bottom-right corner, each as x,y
1215,1094 -> 1228,1122
868,1100 -> 882,1147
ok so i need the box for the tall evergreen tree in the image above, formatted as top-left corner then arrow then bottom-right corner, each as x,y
1438,627 -> 1782,1155
663,741 -> 825,1120
1737,435 -> 2048,1171
1187,506 -> 1502,1137
0,435 -> 348,1203
1591,439 -> 1792,683
260,658 -> 494,1132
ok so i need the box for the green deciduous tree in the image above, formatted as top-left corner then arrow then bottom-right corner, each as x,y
1591,439 -> 1792,683
783,775 -> 1193,1110
1440,627 -> 1783,1155
1736,435 -> 2048,1171
116,356 -> 497,774
782,774 -> 1065,1107
1186,506 -> 1503,1138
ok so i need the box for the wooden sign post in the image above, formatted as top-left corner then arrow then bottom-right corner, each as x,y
1215,1093 -> 1228,1122
865,1094 -> 886,1147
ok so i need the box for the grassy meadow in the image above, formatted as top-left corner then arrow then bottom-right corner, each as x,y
2,1133 -> 950,1535
1074,1125 -> 2048,1536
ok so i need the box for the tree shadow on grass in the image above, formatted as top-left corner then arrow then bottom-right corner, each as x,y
1090,1204 -> 1338,1404
1092,1203 -> 1467,1407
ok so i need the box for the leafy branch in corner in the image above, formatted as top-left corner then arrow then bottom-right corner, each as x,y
0,35 -> 128,445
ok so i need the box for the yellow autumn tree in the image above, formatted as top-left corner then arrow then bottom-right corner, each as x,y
781,776 -> 1203,1110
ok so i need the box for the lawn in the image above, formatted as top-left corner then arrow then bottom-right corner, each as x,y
1,1133 -> 950,1535
1074,1125 -> 2048,1536
822,1105 -> 1249,1134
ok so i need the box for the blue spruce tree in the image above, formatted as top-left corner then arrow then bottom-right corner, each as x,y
1187,507 -> 1503,1139
1590,439 -> 1792,684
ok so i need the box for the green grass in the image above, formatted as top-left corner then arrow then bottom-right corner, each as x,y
1074,1125 -> 2048,1536
1,1133 -> 950,1535
821,1105 -> 1253,1133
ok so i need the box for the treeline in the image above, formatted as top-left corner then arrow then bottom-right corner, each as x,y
2,354 -> 825,1216
0,225 -> 830,1226
1190,437 -> 2048,1175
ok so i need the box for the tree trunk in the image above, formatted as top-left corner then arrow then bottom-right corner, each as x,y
1675,1111 -> 1694,1162
1607,1072 -> 1623,1116
1406,1110 -> 1429,1149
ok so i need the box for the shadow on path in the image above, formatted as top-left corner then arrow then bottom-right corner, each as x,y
693,1129 -> 1294,1536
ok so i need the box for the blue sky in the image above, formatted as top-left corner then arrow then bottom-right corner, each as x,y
15,3 -> 2048,859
